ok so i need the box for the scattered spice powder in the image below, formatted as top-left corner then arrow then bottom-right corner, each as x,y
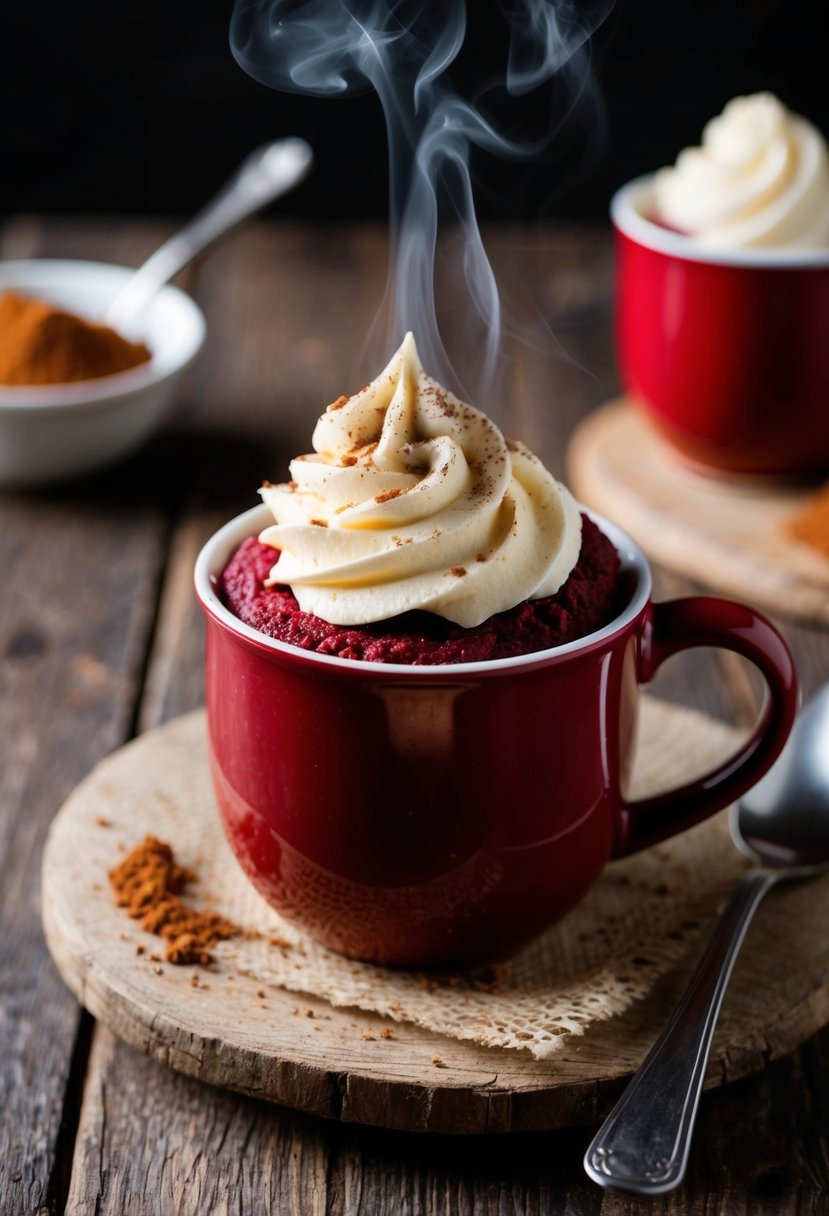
375,488 -> 404,503
109,835 -> 240,966
328,394 -> 349,410
0,291 -> 151,386
787,483 -> 829,560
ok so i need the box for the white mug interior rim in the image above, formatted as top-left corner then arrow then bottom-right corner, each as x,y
611,175 -> 829,269
194,503 -> 653,677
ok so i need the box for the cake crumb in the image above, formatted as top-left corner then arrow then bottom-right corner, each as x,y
432,1055 -> 446,1068
380,1027 -> 395,1040
361,1030 -> 376,1041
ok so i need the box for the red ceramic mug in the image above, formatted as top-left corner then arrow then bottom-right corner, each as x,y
612,175 -> 829,476
195,504 -> 796,967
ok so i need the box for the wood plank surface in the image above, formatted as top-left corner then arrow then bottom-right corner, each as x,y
3,215 -> 829,1214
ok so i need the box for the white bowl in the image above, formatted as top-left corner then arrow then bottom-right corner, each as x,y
0,259 -> 206,487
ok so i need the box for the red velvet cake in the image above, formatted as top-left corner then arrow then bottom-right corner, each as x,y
220,513 -> 620,665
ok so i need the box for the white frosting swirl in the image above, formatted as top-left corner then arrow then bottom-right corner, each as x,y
258,333 -> 581,628
653,93 -> 829,249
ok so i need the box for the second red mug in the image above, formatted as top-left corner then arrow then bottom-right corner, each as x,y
612,175 -> 829,477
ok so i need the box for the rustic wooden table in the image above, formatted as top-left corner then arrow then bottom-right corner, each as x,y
2,216 -> 828,1215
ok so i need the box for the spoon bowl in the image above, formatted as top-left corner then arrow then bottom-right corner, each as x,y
734,682 -> 829,871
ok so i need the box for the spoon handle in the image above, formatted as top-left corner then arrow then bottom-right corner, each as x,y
584,870 -> 776,1195
106,138 -> 312,328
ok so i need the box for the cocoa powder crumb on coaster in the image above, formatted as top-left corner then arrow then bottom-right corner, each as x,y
109,835 -> 241,966
256,988 -> 266,999
95,816 -> 110,827
787,482 -> 829,558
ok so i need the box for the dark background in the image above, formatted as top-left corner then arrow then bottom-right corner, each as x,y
1,0 -> 826,223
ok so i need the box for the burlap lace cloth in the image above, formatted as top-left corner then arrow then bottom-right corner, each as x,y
85,698 -> 767,1059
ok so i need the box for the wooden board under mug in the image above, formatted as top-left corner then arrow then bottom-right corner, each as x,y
567,399 -> 829,626
42,708 -> 829,1135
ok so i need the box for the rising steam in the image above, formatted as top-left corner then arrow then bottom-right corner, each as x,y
231,0 -> 610,410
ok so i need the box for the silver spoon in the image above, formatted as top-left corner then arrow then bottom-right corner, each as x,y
584,682 -> 829,1196
105,137 -> 313,328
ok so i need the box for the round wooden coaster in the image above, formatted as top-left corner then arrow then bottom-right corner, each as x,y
43,709 -> 829,1135
567,399 -> 829,626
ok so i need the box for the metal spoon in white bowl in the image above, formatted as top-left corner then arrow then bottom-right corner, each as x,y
105,137 -> 313,329
584,682 -> 829,1196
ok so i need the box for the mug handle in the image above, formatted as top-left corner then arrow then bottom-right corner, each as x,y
614,597 -> 797,858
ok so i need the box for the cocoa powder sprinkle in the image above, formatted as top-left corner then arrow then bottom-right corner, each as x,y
109,835 -> 240,966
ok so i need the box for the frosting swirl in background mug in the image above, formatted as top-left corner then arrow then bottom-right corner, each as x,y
653,92 -> 829,249
259,333 -> 581,628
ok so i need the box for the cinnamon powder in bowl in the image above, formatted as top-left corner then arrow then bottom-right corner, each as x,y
0,259 -> 205,488
0,291 -> 151,386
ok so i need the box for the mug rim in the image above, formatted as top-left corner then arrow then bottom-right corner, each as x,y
611,174 -> 829,270
194,503 -> 653,677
